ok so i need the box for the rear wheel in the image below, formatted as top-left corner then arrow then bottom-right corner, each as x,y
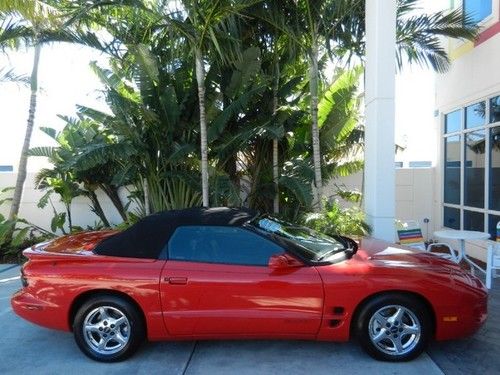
355,294 -> 431,361
73,295 -> 145,362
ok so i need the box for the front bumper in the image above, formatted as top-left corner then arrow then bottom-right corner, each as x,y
435,273 -> 488,341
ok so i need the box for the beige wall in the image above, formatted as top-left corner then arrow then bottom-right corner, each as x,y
331,167 -> 495,261
0,173 -> 127,233
1,169 -> 490,261
437,37 -> 500,113
328,167 -> 437,242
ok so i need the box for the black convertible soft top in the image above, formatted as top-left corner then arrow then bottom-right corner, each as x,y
93,207 -> 259,259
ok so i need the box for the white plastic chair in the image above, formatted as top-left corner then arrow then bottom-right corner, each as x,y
396,220 -> 458,262
486,241 -> 500,289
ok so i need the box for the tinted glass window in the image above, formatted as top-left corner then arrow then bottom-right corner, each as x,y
464,0 -> 492,24
444,136 -> 461,204
464,130 -> 485,208
464,210 -> 484,232
490,96 -> 500,123
491,127 -> 500,210
445,110 -> 461,133
465,102 -> 485,129
488,214 -> 500,241
444,207 -> 460,230
167,226 -> 283,266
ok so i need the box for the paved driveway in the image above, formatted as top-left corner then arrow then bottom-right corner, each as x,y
0,264 -> 444,375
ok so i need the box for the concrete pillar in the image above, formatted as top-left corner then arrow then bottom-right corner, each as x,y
364,0 -> 397,242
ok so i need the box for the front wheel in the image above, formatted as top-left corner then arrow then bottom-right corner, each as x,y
73,295 -> 145,362
355,294 -> 431,361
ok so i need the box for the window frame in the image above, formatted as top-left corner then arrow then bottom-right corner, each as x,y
442,94 -> 500,236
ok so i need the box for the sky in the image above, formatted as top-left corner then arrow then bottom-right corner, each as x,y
0,44 -> 109,172
0,0 -> 447,172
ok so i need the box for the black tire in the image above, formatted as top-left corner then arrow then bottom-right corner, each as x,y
354,294 -> 431,362
73,295 -> 145,362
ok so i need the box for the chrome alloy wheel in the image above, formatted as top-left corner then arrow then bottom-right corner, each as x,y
82,306 -> 130,355
368,304 -> 421,356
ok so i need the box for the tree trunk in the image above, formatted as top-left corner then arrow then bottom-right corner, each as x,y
195,48 -> 209,207
143,177 -> 151,215
272,62 -> 280,214
86,190 -> 110,227
309,42 -> 323,211
8,44 -> 41,221
66,202 -> 73,233
100,184 -> 127,221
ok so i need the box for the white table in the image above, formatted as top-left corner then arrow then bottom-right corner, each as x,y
434,229 -> 491,273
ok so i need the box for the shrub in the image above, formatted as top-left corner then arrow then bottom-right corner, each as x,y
304,200 -> 371,237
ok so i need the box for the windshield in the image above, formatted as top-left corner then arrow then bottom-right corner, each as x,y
251,216 -> 349,262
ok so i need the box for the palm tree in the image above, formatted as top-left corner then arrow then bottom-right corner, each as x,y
0,1 -> 72,224
0,0 -> 110,223
0,1 -> 56,222
262,0 -> 359,211
266,0 -> 477,211
162,0 -> 254,208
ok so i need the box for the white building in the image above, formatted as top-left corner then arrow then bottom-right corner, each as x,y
434,0 -> 500,255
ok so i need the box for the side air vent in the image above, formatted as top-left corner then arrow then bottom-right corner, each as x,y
330,319 -> 342,327
333,306 -> 344,315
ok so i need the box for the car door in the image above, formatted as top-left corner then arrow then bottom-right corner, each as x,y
159,226 -> 324,337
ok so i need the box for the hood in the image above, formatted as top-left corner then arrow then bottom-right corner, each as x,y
354,237 -> 462,272
38,230 -> 119,254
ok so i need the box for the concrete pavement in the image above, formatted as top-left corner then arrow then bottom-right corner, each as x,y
0,264 -> 443,375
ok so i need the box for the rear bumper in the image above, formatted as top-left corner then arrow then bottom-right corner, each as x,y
11,289 -> 70,331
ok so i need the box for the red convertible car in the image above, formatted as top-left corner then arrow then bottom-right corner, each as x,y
12,207 -> 487,362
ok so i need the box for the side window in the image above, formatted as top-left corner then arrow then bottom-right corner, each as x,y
168,226 -> 283,266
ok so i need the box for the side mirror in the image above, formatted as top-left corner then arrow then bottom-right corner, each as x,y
268,254 -> 303,270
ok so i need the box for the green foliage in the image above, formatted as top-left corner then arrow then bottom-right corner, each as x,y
304,200 -> 371,237
0,190 -> 55,262
4,0 -> 477,234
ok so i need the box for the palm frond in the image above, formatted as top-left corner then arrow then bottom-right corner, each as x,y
396,6 -> 478,73
0,67 -> 29,85
208,85 -> 266,142
28,146 -> 58,158
278,175 -> 313,207
0,17 -> 33,49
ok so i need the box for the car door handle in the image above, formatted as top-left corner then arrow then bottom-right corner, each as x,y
164,277 -> 188,285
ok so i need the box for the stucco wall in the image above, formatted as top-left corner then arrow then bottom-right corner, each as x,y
436,37 -> 500,113
1,168 -> 490,261
0,173 -> 127,233
327,167 -> 437,240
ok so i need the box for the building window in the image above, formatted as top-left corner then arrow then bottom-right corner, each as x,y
0,165 -> 13,172
443,94 -> 500,238
491,126 -> 500,210
491,96 -> 500,123
444,206 -> 461,230
409,161 -> 432,168
445,109 -> 461,134
464,0 -> 492,24
465,102 -> 485,129
464,130 -> 485,208
444,135 -> 461,204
